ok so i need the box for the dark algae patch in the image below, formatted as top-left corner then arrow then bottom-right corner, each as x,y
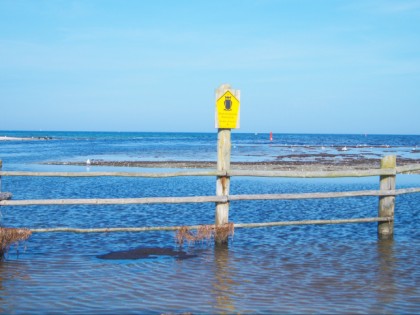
97,247 -> 197,260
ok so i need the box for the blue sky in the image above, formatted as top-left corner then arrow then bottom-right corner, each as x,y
0,0 -> 419,134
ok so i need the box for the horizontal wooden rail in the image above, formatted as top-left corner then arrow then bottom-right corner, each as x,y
29,216 -> 393,233
1,164 -> 418,179
230,188 -> 420,201
30,225 -> 203,233
0,195 -> 227,206
230,190 -> 394,201
233,217 -> 393,228
396,164 -> 420,174
0,169 -> 399,178
228,168 -> 397,178
0,170 -> 224,178
395,187 -> 420,195
2,188 -> 420,207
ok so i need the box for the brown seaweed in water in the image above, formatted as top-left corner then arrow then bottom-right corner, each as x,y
0,227 -> 32,260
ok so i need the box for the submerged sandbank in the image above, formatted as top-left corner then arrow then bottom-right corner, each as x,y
43,157 -> 420,172
0,136 -> 52,141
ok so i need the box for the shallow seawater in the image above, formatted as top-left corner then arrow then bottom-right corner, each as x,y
1,171 -> 420,314
1,230 -> 420,314
0,132 -> 419,314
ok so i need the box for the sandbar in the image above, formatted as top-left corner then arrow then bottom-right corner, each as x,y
43,157 -> 420,173
0,136 -> 52,141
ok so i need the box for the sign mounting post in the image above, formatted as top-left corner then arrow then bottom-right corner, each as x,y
214,84 -> 240,243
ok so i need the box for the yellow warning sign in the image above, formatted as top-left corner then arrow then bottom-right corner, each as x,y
215,91 -> 240,129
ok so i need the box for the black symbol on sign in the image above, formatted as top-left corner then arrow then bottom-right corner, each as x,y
224,96 -> 232,111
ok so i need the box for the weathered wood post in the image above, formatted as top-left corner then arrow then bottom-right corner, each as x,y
378,155 -> 396,239
0,160 -> 12,201
0,159 -> 3,200
215,84 -> 240,243
216,128 -> 231,227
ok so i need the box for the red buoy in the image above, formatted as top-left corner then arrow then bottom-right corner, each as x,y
270,132 -> 273,141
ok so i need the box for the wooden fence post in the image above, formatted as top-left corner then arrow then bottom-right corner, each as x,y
0,160 -> 12,201
214,83 -> 240,244
378,155 -> 396,239
215,128 -> 231,233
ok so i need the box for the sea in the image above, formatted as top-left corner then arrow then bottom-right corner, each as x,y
0,131 -> 419,314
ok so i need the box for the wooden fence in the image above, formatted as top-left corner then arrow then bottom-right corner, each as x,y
1,154 -> 420,242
